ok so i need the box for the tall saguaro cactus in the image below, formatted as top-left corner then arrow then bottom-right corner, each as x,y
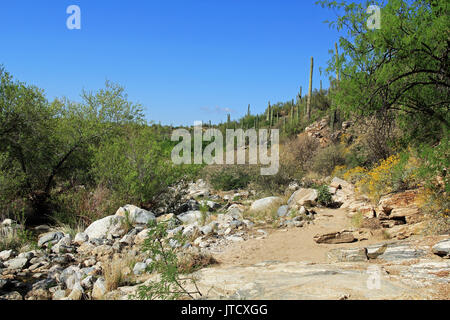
335,42 -> 340,83
332,42 -> 340,132
306,56 -> 314,121
247,104 -> 251,117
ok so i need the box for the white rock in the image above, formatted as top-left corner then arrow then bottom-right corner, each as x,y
92,278 -> 106,300
67,282 -> 84,300
330,177 -> 353,190
115,204 -> 156,226
177,210 -> 207,224
287,189 -> 318,208
432,239 -> 450,258
133,262 -> 147,275
84,215 -> 125,239
1,219 -> 13,226
5,257 -> 29,270
74,232 -> 89,245
0,249 -> 14,261
250,197 -> 282,212
182,224 -> 199,238
38,231 -> 64,247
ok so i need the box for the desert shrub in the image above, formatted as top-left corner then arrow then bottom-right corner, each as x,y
355,152 -> 420,203
92,125 -> 200,207
135,221 -> 202,300
285,135 -> 319,171
0,209 -> 36,251
317,185 -> 333,207
177,252 -> 217,274
342,166 -> 368,184
208,165 -> 254,191
51,185 -> 121,230
415,138 -> 449,234
312,144 -> 346,176
0,224 -> 35,252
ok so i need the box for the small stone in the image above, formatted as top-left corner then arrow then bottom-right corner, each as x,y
74,232 -> 89,245
67,282 -> 83,300
38,232 -> 64,248
277,205 -> 289,217
0,291 -> 22,300
0,249 -> 14,261
313,231 -> 355,244
432,239 -> 450,258
81,275 -> 94,290
52,289 -> 67,300
182,224 -> 199,238
133,262 -> 147,275
92,278 -> 106,300
5,257 -> 29,270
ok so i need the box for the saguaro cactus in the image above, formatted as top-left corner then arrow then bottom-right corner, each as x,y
335,42 -> 340,82
266,101 -> 271,122
306,56 -> 314,121
332,42 -> 341,132
247,104 -> 251,117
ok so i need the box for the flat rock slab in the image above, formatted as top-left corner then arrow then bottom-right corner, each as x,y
314,231 -> 355,244
327,248 -> 368,263
366,242 -> 428,261
193,261 -> 427,300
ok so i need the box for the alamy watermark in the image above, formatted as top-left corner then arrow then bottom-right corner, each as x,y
366,5 -> 381,30
66,5 -> 81,30
366,265 -> 381,290
171,122 -> 280,175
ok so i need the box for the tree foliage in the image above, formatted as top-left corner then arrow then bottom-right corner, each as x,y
317,0 -> 449,137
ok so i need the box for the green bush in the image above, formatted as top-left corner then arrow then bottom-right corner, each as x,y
209,166 -> 253,191
317,185 -> 333,207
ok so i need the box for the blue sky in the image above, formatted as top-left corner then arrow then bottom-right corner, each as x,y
0,0 -> 343,126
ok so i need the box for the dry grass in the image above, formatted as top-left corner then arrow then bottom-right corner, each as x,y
178,252 -> 218,274
243,197 -> 287,225
103,255 -> 137,292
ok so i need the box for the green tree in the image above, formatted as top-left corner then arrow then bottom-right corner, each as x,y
317,0 -> 449,139
0,67 -> 144,222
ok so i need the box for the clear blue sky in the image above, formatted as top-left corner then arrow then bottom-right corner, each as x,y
0,0 -> 343,126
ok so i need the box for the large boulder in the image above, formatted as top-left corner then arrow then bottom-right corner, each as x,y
287,189 -> 318,208
115,205 -> 156,226
250,197 -> 283,212
84,215 -> 125,240
432,239 -> 450,258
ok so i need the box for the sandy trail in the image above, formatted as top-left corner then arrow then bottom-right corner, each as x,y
214,208 -> 384,266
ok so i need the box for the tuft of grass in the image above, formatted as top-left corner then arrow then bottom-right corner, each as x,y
178,252 -> 218,274
351,211 -> 364,228
103,255 -> 137,292
382,229 -> 392,240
